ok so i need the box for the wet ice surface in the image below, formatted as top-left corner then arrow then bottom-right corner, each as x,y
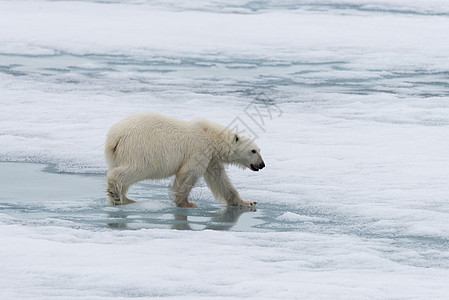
1,0 -> 449,299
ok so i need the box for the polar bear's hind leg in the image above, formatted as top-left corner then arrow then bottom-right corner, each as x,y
171,167 -> 201,208
106,165 -> 139,205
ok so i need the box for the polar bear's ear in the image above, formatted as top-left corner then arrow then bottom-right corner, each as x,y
235,135 -> 239,142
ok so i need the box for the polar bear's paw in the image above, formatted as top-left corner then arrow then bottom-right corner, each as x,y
122,198 -> 136,205
238,200 -> 257,207
175,198 -> 199,208
185,202 -> 198,208
109,197 -> 136,206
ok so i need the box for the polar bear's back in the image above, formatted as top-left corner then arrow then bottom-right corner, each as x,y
105,113 -> 195,179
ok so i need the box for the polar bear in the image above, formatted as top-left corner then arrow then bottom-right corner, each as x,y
105,113 -> 265,208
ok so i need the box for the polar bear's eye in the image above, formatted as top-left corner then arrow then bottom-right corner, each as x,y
235,135 -> 239,142
251,150 -> 257,154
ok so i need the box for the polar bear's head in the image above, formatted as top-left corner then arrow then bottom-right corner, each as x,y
228,133 -> 265,172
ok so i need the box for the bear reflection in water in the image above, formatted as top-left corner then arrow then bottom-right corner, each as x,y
107,206 -> 255,231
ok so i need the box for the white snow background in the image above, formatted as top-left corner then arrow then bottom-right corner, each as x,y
1,0 -> 449,299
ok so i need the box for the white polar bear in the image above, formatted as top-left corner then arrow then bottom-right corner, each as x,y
105,113 -> 265,208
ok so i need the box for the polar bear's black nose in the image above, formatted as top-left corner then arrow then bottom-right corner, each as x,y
259,161 -> 265,169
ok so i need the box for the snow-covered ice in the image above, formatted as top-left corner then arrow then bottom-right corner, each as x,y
1,0 -> 449,299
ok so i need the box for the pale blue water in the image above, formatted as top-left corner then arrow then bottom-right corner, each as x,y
0,162 -> 333,234
0,162 -> 271,231
1,52 -> 448,99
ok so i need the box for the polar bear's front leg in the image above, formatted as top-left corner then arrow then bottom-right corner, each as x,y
204,162 -> 257,207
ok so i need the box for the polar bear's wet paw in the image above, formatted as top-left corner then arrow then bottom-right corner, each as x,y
122,198 -> 136,205
239,201 -> 257,207
186,202 -> 198,208
175,198 -> 199,208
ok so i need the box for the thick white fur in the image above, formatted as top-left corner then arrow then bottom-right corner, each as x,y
105,113 -> 264,207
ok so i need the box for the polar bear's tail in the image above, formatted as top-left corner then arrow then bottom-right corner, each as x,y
104,132 -> 121,169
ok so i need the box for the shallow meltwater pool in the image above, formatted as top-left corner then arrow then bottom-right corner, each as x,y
0,162 -> 283,232
0,162 -> 382,235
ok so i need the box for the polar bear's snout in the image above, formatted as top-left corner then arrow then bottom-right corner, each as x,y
250,161 -> 265,172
